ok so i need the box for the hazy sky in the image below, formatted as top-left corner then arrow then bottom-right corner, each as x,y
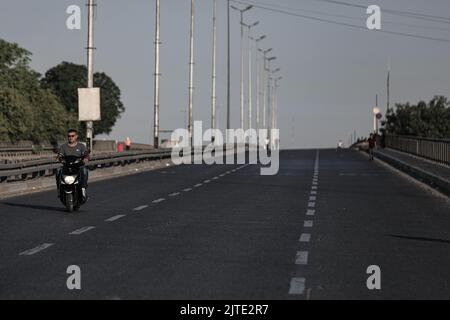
1,0 -> 450,148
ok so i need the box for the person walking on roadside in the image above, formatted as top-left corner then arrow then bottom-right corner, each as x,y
125,136 -> 131,151
368,133 -> 376,161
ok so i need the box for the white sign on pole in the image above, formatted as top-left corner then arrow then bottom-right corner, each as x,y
78,88 -> 101,121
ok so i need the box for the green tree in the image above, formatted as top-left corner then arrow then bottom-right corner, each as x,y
41,62 -> 125,139
385,96 -> 450,139
0,38 -> 71,143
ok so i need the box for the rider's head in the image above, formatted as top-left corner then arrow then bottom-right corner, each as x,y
67,129 -> 78,144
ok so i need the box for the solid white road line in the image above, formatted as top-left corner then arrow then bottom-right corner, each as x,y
289,277 -> 306,295
295,251 -> 309,265
306,209 -> 315,216
69,226 -> 95,235
105,215 -> 126,222
299,233 -> 311,242
19,243 -> 54,256
304,220 -> 313,227
133,205 -> 149,211
152,198 -> 165,204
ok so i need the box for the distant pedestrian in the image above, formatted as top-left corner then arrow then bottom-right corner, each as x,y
337,139 -> 343,151
125,137 -> 131,151
368,133 -> 376,160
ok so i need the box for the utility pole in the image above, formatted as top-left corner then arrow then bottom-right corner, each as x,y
258,48 -> 272,130
231,4 -> 253,130
188,0 -> 195,147
153,0 -> 161,149
86,0 -> 95,152
243,21 -> 259,130
211,0 -> 217,142
227,0 -> 231,131
251,35 -> 266,132
387,57 -> 390,115
266,56 -> 276,148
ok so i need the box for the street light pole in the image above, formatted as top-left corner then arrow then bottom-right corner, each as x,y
231,5 -> 253,130
153,0 -> 161,149
211,0 -> 217,142
86,0 -> 96,152
250,35 -> 266,132
243,21 -> 259,130
188,0 -> 195,147
258,48 -> 272,131
227,0 -> 231,131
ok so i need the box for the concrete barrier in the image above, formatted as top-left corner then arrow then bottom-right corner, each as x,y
374,150 -> 450,197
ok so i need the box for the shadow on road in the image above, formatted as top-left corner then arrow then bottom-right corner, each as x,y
0,202 -> 65,213
390,234 -> 450,245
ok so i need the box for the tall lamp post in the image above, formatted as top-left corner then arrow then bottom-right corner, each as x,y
86,0 -> 96,152
265,56 -> 276,149
153,0 -> 161,149
211,0 -> 217,142
231,4 -> 253,130
258,48 -> 272,130
242,21 -> 259,130
250,35 -> 266,132
273,75 -> 282,150
188,0 -> 195,147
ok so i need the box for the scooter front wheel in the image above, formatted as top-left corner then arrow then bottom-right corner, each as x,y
65,193 -> 74,212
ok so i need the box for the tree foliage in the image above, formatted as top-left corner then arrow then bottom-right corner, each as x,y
384,96 -> 450,139
41,62 -> 125,139
0,38 -> 75,143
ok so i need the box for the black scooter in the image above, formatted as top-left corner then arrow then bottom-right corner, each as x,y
57,154 -> 86,212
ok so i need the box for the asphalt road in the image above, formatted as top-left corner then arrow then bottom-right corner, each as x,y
0,149 -> 449,299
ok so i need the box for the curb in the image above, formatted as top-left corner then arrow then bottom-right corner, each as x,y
373,150 -> 450,197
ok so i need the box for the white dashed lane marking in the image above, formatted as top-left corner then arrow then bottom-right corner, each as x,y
310,191 -> 317,195
306,209 -> 315,216
289,277 -> 306,295
19,243 -> 54,256
308,202 -> 316,208
105,215 -> 126,222
204,180 -> 211,184
299,233 -> 311,242
304,220 -> 313,228
69,226 -> 95,235
169,192 -> 180,197
309,196 -> 316,201
152,198 -> 165,204
295,251 -> 309,265
133,205 -> 149,211
194,183 -> 202,187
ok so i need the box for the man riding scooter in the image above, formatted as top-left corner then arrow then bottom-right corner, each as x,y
56,129 -> 90,202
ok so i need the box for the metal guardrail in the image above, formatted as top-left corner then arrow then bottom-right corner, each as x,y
0,149 -> 173,183
0,144 -> 245,183
385,135 -> 450,166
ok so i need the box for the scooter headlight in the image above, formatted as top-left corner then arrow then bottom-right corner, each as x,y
63,175 -> 76,185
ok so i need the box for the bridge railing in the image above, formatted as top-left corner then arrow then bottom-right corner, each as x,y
385,135 -> 450,166
0,144 -> 247,183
